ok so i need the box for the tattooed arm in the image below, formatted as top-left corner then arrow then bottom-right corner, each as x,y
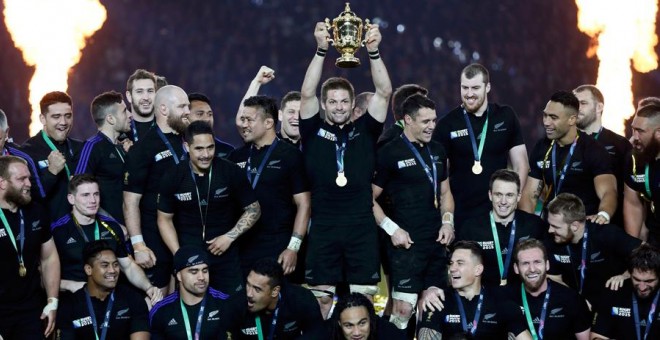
519,177 -> 542,214
207,201 -> 261,255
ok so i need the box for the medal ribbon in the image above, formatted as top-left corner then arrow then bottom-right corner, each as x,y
566,229 -> 588,293
632,155 -> 653,204
256,294 -> 281,340
72,214 -> 100,242
246,139 -> 279,189
489,212 -> 517,282
189,164 -> 213,240
84,288 -> 115,340
156,126 -> 184,164
462,109 -> 489,165
335,132 -> 347,176
632,288 -> 660,340
455,290 -> 484,336
401,134 -> 438,207
521,282 -> 551,340
0,208 -> 25,271
593,126 -> 603,140
41,130 -> 72,178
180,294 -> 207,340
549,135 -> 579,197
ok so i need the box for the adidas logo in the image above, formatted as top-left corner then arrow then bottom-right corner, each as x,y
371,272 -> 380,279
168,318 -> 178,326
109,153 -> 117,159
67,237 -> 77,244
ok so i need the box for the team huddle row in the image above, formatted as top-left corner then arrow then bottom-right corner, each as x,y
2,23 -> 660,340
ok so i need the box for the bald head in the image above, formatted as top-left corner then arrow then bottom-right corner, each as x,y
155,85 -> 191,134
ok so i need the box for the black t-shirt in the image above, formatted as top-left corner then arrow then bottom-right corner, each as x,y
624,152 -> 660,236
220,284 -> 323,339
546,223 -> 642,303
227,140 -> 308,245
528,131 -> 613,215
4,143 -> 47,200
0,203 -> 50,313
276,132 -> 301,149
158,157 -> 257,247
149,288 -> 229,340
591,128 -> 632,224
299,113 -> 383,225
57,284 -> 149,339
51,213 -> 128,281
215,137 -> 235,159
21,131 -> 83,220
457,210 -> 547,287
74,132 -> 127,224
128,119 -> 154,143
418,286 -> 528,339
432,104 -> 525,218
123,127 -> 186,220
373,136 -> 448,240
505,279 -> 591,340
592,282 -> 660,339
377,124 -> 404,149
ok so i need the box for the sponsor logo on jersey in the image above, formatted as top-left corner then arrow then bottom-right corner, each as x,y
116,308 -> 130,319
109,153 -> 117,159
67,237 -> 77,244
283,321 -> 298,331
214,187 -> 228,198
549,307 -> 564,318
537,160 -> 550,169
477,241 -> 494,250
590,251 -> 603,262
611,307 -> 631,317
397,158 -> 417,169
317,129 -> 337,142
268,160 -> 281,166
32,220 -> 41,231
168,318 -> 178,326
208,310 -> 220,321
38,159 -> 49,169
571,161 -> 583,171
348,131 -> 360,140
154,150 -> 173,162
493,122 -> 507,132
632,174 -> 646,183
175,192 -> 193,201
0,229 -> 6,238
553,254 -> 571,264
72,316 -> 93,328
445,314 -> 461,323
241,326 -> 258,335
450,129 -> 469,139
188,255 -> 199,263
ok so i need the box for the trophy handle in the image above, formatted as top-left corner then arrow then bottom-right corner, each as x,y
324,18 -> 335,45
361,19 -> 371,46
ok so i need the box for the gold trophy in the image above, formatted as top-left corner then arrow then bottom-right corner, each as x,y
325,3 -> 370,68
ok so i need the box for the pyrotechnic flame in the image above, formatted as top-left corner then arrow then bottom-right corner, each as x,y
3,0 -> 106,136
576,0 -> 658,135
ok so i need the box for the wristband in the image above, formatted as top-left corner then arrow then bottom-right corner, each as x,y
287,236 -> 302,252
380,217 -> 400,236
597,211 -> 610,223
316,47 -> 327,57
368,49 -> 380,59
42,297 -> 58,315
130,235 -> 144,246
442,212 -> 454,228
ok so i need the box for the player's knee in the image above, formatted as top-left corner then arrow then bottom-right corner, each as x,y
349,284 -> 379,297
389,291 -> 417,329
309,285 -> 335,305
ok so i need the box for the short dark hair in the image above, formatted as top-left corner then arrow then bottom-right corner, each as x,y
250,258 -> 283,289
549,91 -> 579,116
91,91 -> 123,126
189,92 -> 212,106
546,193 -> 586,224
451,240 -> 483,265
243,95 -> 278,120
280,91 -> 301,111
184,120 -> 214,144
392,84 -> 428,120
488,169 -> 521,192
638,97 -> 660,109
401,94 -> 435,119
68,174 -> 98,195
636,104 -> 660,120
462,63 -> 490,84
321,77 -> 355,105
126,69 -> 156,92
513,238 -> 548,264
332,293 -> 377,340
0,156 -> 27,180
40,91 -> 72,114
628,243 -> 660,275
354,92 -> 374,113
573,84 -> 604,105
155,75 -> 168,90
83,240 -> 115,266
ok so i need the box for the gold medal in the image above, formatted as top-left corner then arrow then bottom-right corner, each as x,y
18,262 -> 26,277
434,197 -> 439,209
652,202 -> 656,214
500,279 -> 507,286
472,161 -> 483,175
336,172 -> 347,187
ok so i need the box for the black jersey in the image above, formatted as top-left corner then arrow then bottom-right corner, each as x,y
157,157 -> 257,247
220,283 -> 323,339
0,203 -> 50,314
299,112 -> 383,225
123,127 -> 186,218
128,119 -> 154,143
21,131 -> 82,219
505,279 -> 591,340
228,140 -> 308,246
528,131 -> 613,215
51,213 -> 128,281
303,316 -> 406,340
432,104 -> 525,219
276,132 -> 300,149
418,286 -> 528,339
373,136 -> 448,240
457,210 -> 547,287
624,153 -> 660,239
592,281 -> 660,339
591,128 -> 632,225
3,143 -> 46,200
56,284 -> 149,340
74,132 -> 127,223
149,288 -> 229,340
215,137 -> 235,159
377,123 -> 403,149
546,223 -> 641,304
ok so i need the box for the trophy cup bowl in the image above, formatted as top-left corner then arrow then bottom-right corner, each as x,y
325,3 -> 370,68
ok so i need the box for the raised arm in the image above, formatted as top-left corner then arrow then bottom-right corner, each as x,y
300,22 -> 330,119
236,66 -> 275,128
364,24 -> 393,123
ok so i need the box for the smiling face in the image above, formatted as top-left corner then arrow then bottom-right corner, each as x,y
449,249 -> 483,290
85,250 -> 120,291
279,100 -> 300,140
404,107 -> 437,144
489,179 -> 520,221
68,182 -> 100,218
40,102 -> 73,142
185,133 -> 215,173
127,78 -> 156,117
460,73 -> 490,114
2,162 -> 32,206
514,247 -> 549,292
322,89 -> 354,126
339,306 -> 371,340
189,100 -> 214,126
632,269 -> 659,299
543,100 -> 576,141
